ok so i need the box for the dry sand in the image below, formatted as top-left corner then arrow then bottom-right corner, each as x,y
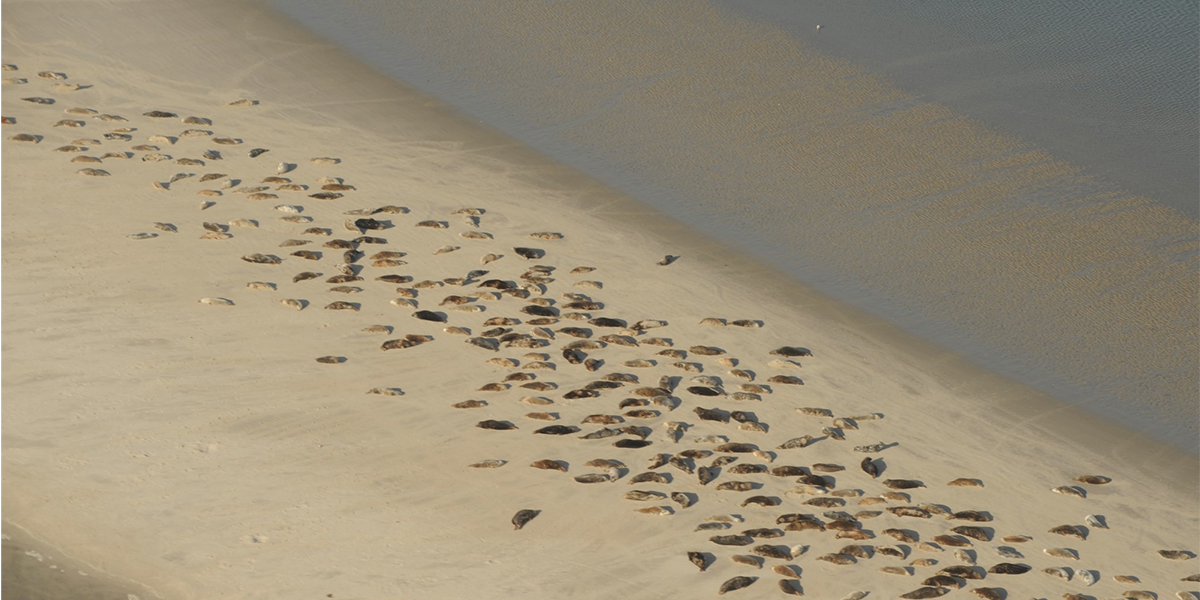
2,1 -> 1197,599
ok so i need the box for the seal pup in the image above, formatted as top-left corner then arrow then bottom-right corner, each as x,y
512,509 -> 540,530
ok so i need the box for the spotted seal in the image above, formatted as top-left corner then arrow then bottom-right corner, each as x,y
512,509 -> 540,530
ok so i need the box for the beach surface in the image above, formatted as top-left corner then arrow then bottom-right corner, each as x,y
2,1 -> 1198,599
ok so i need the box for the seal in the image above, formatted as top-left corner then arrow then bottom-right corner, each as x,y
470,459 -> 507,469
899,588 -> 949,599
751,544 -> 791,559
476,420 -> 516,430
242,253 -> 281,265
884,479 -> 926,490
628,472 -> 669,485
531,459 -> 567,472
366,388 -> 403,396
1042,547 -> 1078,560
768,375 -> 804,385
688,551 -> 708,572
512,509 -> 540,530
947,478 -> 984,487
574,473 -> 614,484
950,526 -> 988,542
777,436 -> 814,450
950,510 -> 990,522
635,506 -> 672,515
1051,485 -> 1086,498
1158,550 -> 1196,560
1048,524 -> 1085,541
413,310 -> 447,322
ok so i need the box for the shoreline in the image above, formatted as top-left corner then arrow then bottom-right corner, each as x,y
2,522 -> 157,600
2,0 -> 1197,598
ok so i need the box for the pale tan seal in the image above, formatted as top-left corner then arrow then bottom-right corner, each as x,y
470,459 -> 507,468
366,388 -> 403,396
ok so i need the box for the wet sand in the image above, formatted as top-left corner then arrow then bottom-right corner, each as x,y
2,525 -> 150,600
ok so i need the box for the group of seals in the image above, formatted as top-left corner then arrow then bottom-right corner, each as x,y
8,63 -> 1190,600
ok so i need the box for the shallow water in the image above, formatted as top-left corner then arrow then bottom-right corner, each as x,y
267,0 -> 1199,451
718,0 -> 1200,218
